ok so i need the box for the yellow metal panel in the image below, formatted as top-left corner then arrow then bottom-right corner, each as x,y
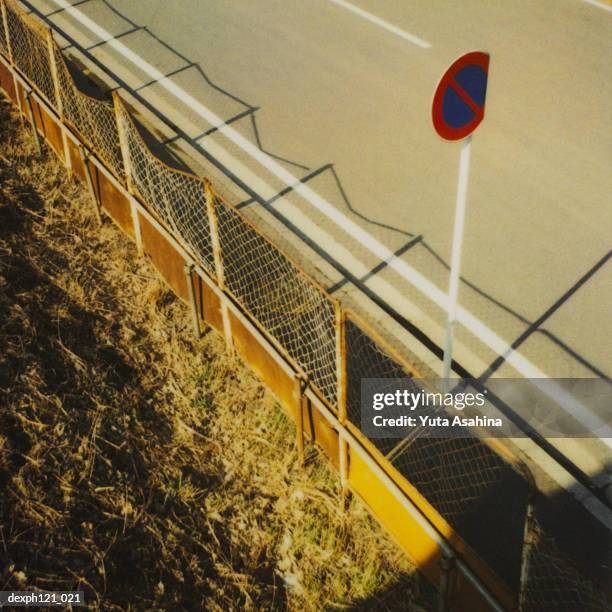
98,171 -> 134,239
138,211 -> 189,302
229,310 -> 300,419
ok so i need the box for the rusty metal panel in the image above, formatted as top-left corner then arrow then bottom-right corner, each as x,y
66,136 -> 85,182
37,103 -> 64,161
138,211 -> 189,302
195,274 -> 223,334
30,96 -> 44,132
0,55 -> 16,102
16,79 -> 26,116
97,170 -> 134,239
228,309 -> 300,418
227,307 -> 339,469
304,401 -> 340,469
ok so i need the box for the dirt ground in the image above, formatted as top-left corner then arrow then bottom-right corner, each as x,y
0,98 -> 435,610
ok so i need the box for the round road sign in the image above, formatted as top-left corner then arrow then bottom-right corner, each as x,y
432,51 -> 490,141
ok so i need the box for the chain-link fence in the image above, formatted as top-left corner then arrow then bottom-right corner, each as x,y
52,45 -> 124,179
215,196 -> 338,406
344,314 -> 418,456
345,312 -> 530,588
521,518 -> 609,611
0,2 -> 609,609
392,435 -> 529,589
0,5 -> 7,57
115,97 -> 215,274
4,0 -> 55,107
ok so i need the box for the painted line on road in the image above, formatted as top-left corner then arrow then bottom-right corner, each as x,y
46,0 -> 611,443
582,0 -> 612,13
328,0 -> 431,48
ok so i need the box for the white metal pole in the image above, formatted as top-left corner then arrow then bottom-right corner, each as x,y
442,134 -> 472,384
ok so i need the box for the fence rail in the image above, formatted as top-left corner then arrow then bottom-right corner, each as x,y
0,2 -> 608,610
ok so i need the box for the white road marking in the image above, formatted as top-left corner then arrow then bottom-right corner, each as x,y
582,0 -> 612,13
328,0 -> 431,48
46,0 -> 611,443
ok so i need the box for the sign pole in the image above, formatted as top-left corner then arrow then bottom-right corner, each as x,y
442,134 -> 472,383
432,50 -> 489,385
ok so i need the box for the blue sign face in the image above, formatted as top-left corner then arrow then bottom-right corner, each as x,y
442,64 -> 488,128
432,52 -> 490,141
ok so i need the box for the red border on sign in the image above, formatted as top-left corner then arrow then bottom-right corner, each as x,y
432,51 -> 490,141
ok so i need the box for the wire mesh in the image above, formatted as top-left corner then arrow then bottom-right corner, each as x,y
0,3 -> 8,57
522,519 -> 610,611
215,197 -> 338,406
52,46 -> 124,179
392,433 -> 529,588
345,314 -> 528,587
4,0 -> 56,108
344,315 -> 417,456
116,99 -> 215,274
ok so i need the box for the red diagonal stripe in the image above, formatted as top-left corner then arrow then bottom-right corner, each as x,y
450,79 -> 482,117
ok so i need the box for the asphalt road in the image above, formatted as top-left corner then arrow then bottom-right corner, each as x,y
27,0 -> 612,502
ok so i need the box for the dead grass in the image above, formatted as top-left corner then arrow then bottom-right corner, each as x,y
0,98 -> 435,611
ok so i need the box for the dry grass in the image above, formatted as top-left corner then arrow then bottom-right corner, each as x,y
0,98 -> 435,611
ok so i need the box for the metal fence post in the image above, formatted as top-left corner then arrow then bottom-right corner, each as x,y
339,431 -> 349,510
204,180 -> 233,354
24,87 -> 41,154
113,91 -> 143,255
336,305 -> 347,423
78,144 -> 102,225
1,0 -> 13,65
517,493 -> 537,611
46,27 -> 71,171
295,374 -> 308,467
113,91 -> 133,191
336,305 -> 349,507
184,262 -> 201,339
45,28 -> 60,115
1,0 -> 20,123
438,551 -> 456,612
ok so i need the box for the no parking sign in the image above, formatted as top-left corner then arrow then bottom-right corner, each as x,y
433,51 -> 490,382
432,51 -> 490,141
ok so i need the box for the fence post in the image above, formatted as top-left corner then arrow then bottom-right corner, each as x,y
339,432 -> 349,509
46,27 -> 71,171
78,144 -> 103,225
517,493 -> 537,611
1,0 -> 20,120
294,374 -> 309,466
204,180 -> 233,354
113,92 -> 134,192
113,91 -> 143,255
46,28 -> 61,116
184,262 -> 201,339
438,551 -> 456,612
1,0 -> 13,65
24,87 -> 41,154
336,305 -> 349,507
